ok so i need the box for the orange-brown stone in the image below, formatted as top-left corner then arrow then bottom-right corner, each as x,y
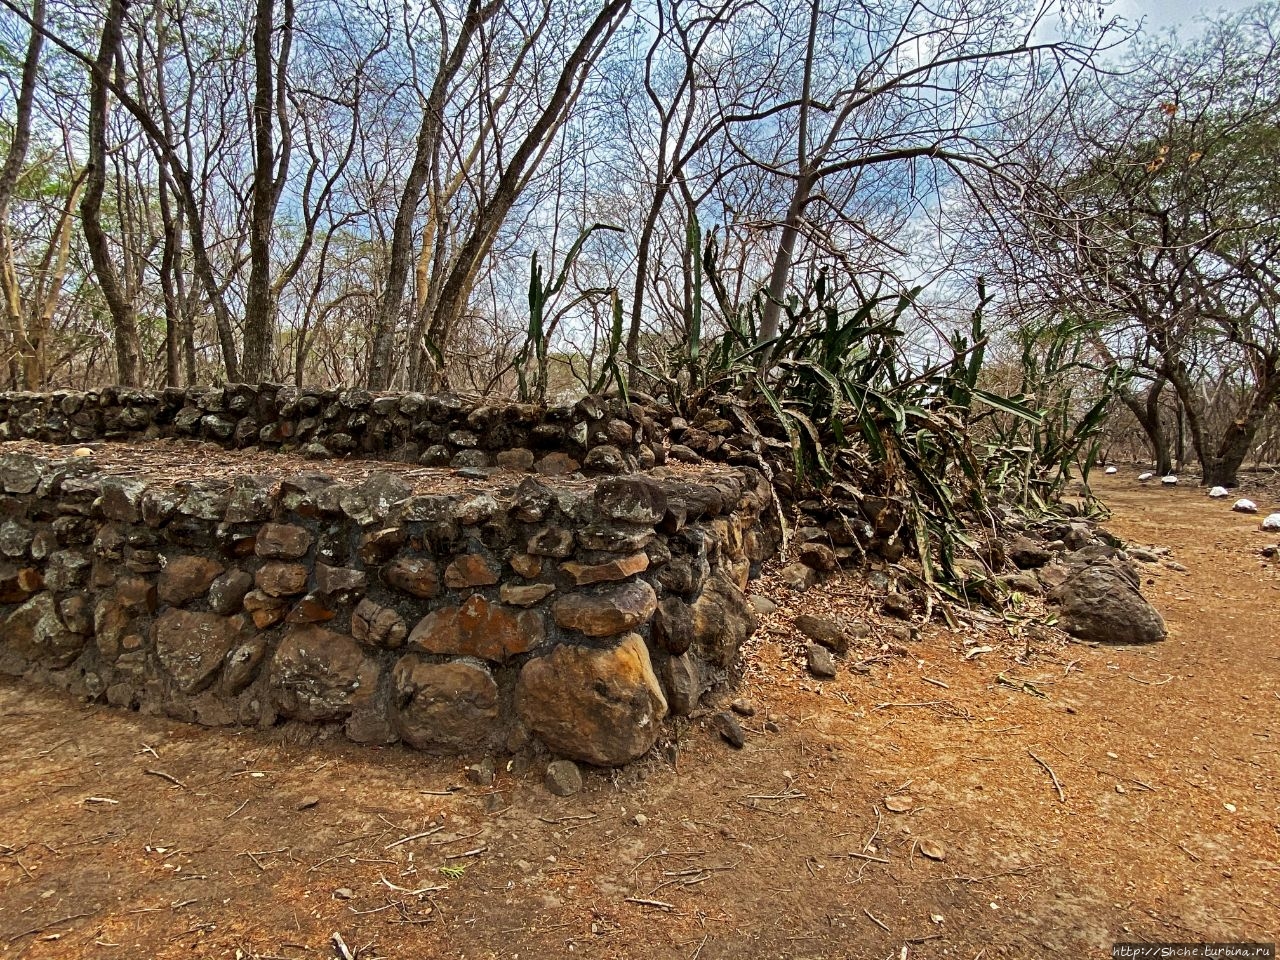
408,595 -> 544,662
559,552 -> 649,586
444,554 -> 500,589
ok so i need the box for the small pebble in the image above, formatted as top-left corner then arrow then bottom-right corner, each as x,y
715,711 -> 746,749
806,643 -> 837,679
545,759 -> 583,797
296,796 -> 320,811
333,887 -> 354,900
730,698 -> 756,717
466,757 -> 495,786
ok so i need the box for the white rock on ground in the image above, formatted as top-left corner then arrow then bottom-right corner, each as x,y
1137,472 -> 1153,482
1208,486 -> 1229,498
1232,499 -> 1258,514
1261,513 -> 1280,532
1105,466 -> 1118,475
1162,475 -> 1179,486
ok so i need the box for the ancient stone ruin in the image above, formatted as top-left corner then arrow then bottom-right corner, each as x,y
0,387 -> 775,767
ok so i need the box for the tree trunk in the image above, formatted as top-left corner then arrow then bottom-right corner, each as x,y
425,0 -> 632,385
243,0 -> 293,384
1120,377 -> 1172,475
81,0 -> 142,387
1201,360 -> 1280,487
0,0 -> 45,386
366,0 -> 495,391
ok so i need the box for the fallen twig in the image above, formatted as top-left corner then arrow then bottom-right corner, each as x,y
841,851 -> 889,864
377,873 -> 446,896
384,826 -> 445,850
144,769 -> 187,790
997,673 -> 1047,698
1028,750 -> 1066,802
625,897 -> 675,911
224,799 -> 249,820
863,908 -> 891,932
8,912 -> 94,943
331,931 -> 355,960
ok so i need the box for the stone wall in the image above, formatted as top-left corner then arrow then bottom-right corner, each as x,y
0,448 -> 770,766
0,386 -> 665,474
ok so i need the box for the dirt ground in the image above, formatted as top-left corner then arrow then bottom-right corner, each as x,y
1,474 -> 1277,960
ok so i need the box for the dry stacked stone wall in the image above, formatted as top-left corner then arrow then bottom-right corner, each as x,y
0,446 -> 771,766
0,386 -> 665,474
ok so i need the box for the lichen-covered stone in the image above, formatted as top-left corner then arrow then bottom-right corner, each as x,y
510,477 -> 556,522
390,654 -> 500,752
0,453 -> 40,494
99,476 -> 149,522
2,592 -> 85,669
516,633 -> 667,766
526,525 -> 575,558
154,609 -> 243,693
0,520 -> 33,559
208,569 -> 253,615
575,524 -> 654,553
223,477 -> 275,523
270,626 -> 379,722
456,493 -> 498,526
594,477 -> 667,525
222,637 -> 267,694
59,594 -> 93,634
583,444 -> 625,473
44,550 -> 90,592
339,472 -> 411,526
178,482 -> 230,520
157,555 -> 225,607
408,595 -> 544,662
552,580 -> 657,637
255,523 -> 314,560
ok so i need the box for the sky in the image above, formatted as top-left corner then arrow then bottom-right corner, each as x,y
1114,0 -> 1260,32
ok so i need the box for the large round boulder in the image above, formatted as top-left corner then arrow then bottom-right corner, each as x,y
516,633 -> 667,766
390,655 -> 500,752
1049,562 -> 1166,644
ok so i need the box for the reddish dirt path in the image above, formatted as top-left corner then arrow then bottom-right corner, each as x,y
1,474 -> 1276,959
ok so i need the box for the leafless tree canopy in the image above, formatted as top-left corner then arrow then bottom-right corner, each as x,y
0,0 -> 1114,390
